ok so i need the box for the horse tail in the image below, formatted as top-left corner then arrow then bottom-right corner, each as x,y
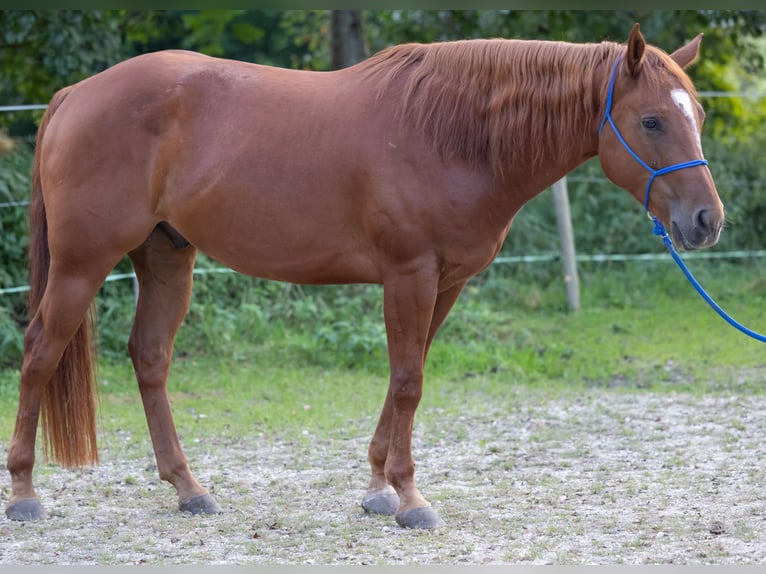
30,86 -> 100,467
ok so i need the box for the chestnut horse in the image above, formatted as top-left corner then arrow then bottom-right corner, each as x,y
6,24 -> 723,528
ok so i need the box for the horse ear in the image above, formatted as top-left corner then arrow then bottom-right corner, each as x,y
625,23 -> 646,77
670,33 -> 703,69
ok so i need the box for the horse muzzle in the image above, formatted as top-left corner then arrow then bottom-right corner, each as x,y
670,206 -> 724,251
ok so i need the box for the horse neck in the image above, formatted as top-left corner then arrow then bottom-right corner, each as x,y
476,43 -> 620,217
360,39 -> 620,211
367,38 -> 619,184
493,42 -> 617,179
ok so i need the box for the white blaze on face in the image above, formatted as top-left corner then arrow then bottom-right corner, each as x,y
671,88 -> 703,157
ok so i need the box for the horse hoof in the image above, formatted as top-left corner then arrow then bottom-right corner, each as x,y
6,498 -> 45,521
361,486 -> 400,515
395,506 -> 444,529
179,494 -> 222,515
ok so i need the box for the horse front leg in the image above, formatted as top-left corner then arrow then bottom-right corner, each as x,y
362,280 -> 467,525
363,267 -> 461,529
362,391 -> 400,515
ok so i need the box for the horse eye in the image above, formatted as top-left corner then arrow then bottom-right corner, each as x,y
642,117 -> 660,131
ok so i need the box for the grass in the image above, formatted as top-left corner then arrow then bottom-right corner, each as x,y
1,258 -> 766,446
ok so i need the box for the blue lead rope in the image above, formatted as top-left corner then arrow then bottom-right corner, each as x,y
651,215 -> 766,343
601,56 -> 766,343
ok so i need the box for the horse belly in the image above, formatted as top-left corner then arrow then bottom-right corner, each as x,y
201,237 -> 381,285
170,182 -> 382,285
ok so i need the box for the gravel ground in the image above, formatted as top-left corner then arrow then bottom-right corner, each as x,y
2,389 -> 766,565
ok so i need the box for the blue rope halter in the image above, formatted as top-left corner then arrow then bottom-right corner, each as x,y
599,56 -> 766,342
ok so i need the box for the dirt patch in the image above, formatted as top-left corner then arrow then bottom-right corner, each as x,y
2,389 -> 766,564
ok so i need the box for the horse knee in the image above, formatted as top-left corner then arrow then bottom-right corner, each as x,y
390,371 -> 423,411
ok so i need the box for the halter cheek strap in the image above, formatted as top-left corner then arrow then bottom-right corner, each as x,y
598,56 -> 766,343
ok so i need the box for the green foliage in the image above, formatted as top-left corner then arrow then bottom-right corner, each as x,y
122,10 -> 325,70
704,133 -> 766,251
2,10 -> 766,376
0,147 -> 31,285
0,11 -> 125,137
173,268 -> 387,371
0,305 -> 23,368
0,11 -> 124,98
0,146 -> 32,366
178,11 -> 242,57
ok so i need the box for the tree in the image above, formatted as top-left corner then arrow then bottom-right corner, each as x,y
330,10 -> 366,70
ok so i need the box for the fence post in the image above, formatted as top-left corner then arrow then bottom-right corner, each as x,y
552,176 -> 580,312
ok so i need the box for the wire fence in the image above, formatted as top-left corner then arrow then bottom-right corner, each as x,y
4,188 -> 766,297
3,248 -> 766,296
0,104 -> 48,112
3,93 -> 766,299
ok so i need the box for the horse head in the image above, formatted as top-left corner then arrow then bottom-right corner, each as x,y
598,23 -> 724,251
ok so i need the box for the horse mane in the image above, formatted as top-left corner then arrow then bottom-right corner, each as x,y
358,38 -> 695,178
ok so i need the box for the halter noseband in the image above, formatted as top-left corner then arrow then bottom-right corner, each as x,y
597,56 -> 766,344
598,56 -> 709,243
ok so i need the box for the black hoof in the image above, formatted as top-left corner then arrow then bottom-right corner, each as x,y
395,506 -> 444,529
361,487 -> 400,516
179,493 -> 222,515
6,498 -> 45,521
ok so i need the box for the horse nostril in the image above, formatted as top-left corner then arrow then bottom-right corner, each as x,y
695,208 -> 711,233
694,207 -> 724,240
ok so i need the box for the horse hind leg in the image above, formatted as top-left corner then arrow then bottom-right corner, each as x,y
127,226 -> 221,515
6,262 -> 116,520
